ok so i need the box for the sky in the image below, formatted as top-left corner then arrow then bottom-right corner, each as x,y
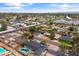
0,3 -> 79,13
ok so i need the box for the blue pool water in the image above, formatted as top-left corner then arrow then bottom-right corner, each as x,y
19,47 -> 31,54
0,48 -> 6,55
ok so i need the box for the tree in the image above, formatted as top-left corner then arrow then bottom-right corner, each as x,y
48,20 -> 54,25
16,15 -> 22,22
22,31 -> 33,42
39,26 -> 49,31
67,34 -> 79,56
29,26 -> 36,34
60,16 -> 65,20
0,20 -> 7,31
69,26 -> 77,32
48,28 -> 57,40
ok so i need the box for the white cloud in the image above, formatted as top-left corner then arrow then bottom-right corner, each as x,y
49,4 -> 70,10
1,3 -> 25,10
60,4 -> 70,10
0,8 -> 79,13
5,3 -> 33,7
4,3 -> 26,7
59,4 -> 79,10
2,3 -> 34,10
0,7 -> 22,10
0,3 -> 32,10
49,4 -> 78,10
0,3 -> 34,13
60,4 -> 68,8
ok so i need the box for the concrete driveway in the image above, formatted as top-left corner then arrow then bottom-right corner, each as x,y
46,40 -> 64,56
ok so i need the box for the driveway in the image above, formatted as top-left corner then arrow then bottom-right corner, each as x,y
46,40 -> 64,56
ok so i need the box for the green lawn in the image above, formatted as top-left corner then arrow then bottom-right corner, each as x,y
59,40 -> 72,48
0,28 -> 5,32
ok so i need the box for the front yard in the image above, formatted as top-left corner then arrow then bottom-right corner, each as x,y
0,28 -> 5,32
59,40 -> 72,48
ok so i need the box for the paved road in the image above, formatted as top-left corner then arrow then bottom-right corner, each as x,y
0,24 -> 48,35
0,25 -> 37,35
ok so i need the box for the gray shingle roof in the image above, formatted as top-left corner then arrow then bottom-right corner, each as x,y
24,41 -> 47,55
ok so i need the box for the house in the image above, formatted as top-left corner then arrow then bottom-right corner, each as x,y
24,41 -> 48,56
55,19 -> 67,24
34,34 -> 50,41
59,35 -> 73,42
66,16 -> 72,20
54,34 -> 61,39
44,32 -> 51,36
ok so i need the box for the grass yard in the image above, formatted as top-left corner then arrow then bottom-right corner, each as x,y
0,28 -> 5,32
59,40 -> 72,48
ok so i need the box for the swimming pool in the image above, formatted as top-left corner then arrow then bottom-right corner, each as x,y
19,47 -> 31,54
0,47 -> 6,55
